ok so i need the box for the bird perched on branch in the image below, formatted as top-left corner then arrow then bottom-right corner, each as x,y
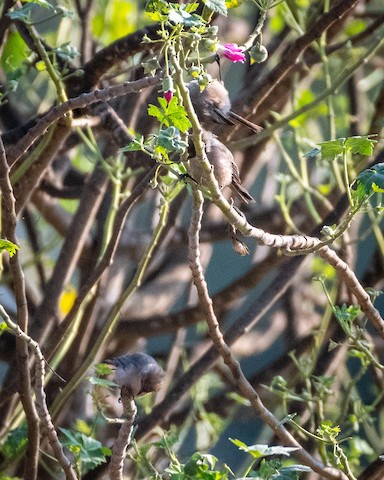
189,130 -> 254,204
105,353 -> 165,398
187,80 -> 263,133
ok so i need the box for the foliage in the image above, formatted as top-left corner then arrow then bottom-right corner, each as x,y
0,0 -> 384,479
59,428 -> 111,476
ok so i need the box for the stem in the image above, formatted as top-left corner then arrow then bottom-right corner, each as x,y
50,198 -> 170,417
26,22 -> 69,106
0,305 -> 77,480
109,390 -> 137,480
187,187 -> 349,479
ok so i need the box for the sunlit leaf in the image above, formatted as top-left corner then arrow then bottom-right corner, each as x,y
0,239 -> 19,257
1,31 -> 29,74
168,8 -> 201,26
356,163 -> 384,194
203,0 -> 227,16
230,439 -> 299,458
317,138 -> 345,161
345,136 -> 376,156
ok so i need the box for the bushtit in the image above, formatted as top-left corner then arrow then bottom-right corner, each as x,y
189,130 -> 254,204
105,353 -> 165,398
187,80 -> 263,133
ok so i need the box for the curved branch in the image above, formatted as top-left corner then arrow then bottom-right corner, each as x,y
7,74 -> 162,165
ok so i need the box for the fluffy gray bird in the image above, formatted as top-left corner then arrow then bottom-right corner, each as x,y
187,80 -> 263,133
189,130 -> 254,204
105,353 -> 165,398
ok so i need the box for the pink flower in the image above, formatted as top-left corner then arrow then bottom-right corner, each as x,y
217,43 -> 246,63
164,90 -> 173,104
163,75 -> 174,104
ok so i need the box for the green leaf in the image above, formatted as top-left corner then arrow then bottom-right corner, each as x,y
168,6 -> 202,26
94,362 -> 113,375
356,163 -> 384,194
119,134 -> 144,153
157,127 -> 188,154
317,138 -> 345,161
0,239 -> 19,257
60,428 -> 110,474
345,136 -> 376,156
316,136 -> 376,163
230,439 -> 299,459
203,0 -> 228,16
148,97 -> 192,133
334,304 -> 361,327
148,103 -> 164,122
1,424 -> 28,460
165,98 -> 192,132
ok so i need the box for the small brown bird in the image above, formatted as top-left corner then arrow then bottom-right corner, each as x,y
187,80 -> 263,133
105,353 -> 165,398
189,130 -> 254,204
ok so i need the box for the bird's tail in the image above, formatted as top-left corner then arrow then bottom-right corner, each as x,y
228,111 -> 263,133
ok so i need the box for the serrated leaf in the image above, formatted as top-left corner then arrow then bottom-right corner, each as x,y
0,239 -> 19,257
168,8 -> 201,26
203,0 -> 227,16
94,362 -> 114,375
148,97 -> 191,133
148,103 -> 163,122
318,138 -> 345,161
119,134 -> 144,152
60,428 -> 110,474
356,163 -> 384,194
345,136 -> 376,156
230,439 -> 299,458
